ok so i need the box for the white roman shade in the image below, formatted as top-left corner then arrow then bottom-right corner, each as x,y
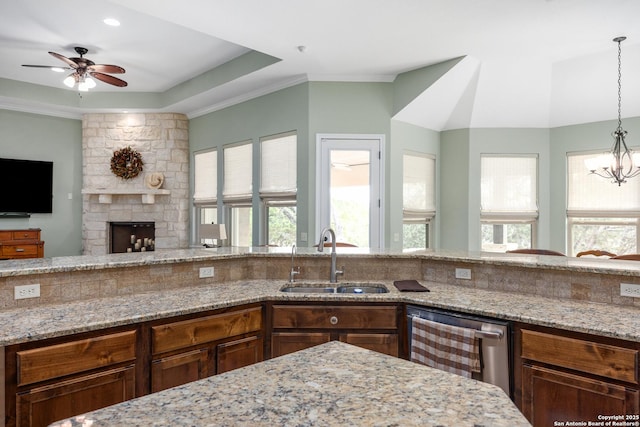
567,151 -> 640,216
223,142 -> 253,201
260,133 -> 297,197
481,155 -> 538,219
193,149 -> 217,203
403,153 -> 435,219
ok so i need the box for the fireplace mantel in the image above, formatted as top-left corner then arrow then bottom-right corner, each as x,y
82,188 -> 171,204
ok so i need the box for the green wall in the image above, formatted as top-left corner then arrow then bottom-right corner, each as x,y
0,109 -> 82,257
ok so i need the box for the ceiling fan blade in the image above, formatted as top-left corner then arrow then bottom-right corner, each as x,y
22,64 -> 72,70
49,51 -> 78,69
87,64 -> 125,74
90,72 -> 128,87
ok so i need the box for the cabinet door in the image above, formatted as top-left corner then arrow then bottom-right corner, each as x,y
17,365 -> 135,427
522,364 -> 640,427
216,335 -> 264,374
271,332 -> 331,358
151,348 -> 209,393
339,333 -> 399,357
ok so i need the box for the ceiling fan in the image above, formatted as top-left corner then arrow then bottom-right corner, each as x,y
22,46 -> 127,89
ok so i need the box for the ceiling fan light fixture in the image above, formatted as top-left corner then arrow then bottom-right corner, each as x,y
63,74 -> 76,88
84,77 -> 96,89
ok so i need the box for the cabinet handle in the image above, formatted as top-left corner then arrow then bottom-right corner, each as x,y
15,248 -> 25,252
330,316 -> 338,325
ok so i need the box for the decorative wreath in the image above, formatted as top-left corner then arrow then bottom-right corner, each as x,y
110,146 -> 144,180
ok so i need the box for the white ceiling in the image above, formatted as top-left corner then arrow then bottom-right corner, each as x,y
1,0 -> 640,130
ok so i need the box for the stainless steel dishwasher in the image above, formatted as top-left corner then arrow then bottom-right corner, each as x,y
406,305 -> 512,398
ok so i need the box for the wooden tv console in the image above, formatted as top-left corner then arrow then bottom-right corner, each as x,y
0,228 -> 44,259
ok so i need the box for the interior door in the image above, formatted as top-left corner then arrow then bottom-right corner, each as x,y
317,135 -> 384,248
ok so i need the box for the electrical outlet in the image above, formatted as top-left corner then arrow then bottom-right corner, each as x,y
15,284 -> 40,300
300,232 -> 308,242
455,268 -> 472,280
620,283 -> 640,298
199,266 -> 214,278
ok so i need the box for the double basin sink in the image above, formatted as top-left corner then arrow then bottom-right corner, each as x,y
280,282 -> 389,294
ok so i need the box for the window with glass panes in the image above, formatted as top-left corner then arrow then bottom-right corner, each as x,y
402,153 -> 435,250
260,132 -> 297,247
480,155 -> 538,252
223,141 -> 253,246
193,149 -> 219,246
567,151 -> 640,256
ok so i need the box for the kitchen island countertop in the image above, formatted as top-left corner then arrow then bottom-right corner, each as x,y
48,341 -> 530,427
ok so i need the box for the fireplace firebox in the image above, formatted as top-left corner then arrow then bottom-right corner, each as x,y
109,222 -> 155,253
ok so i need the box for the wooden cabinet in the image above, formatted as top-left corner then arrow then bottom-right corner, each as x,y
7,329 -> 137,427
517,326 -> 640,426
4,305 -> 265,426
0,229 -> 44,259
270,303 -> 400,358
150,306 -> 264,393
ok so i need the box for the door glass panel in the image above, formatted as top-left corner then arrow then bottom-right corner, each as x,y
329,150 -> 370,247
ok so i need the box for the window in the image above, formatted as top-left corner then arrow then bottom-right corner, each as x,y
223,142 -> 253,246
567,151 -> 640,256
193,149 -> 218,245
480,155 -> 538,252
260,132 -> 297,247
402,153 -> 435,250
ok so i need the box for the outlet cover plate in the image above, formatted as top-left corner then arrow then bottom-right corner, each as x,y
15,284 -> 41,300
620,283 -> 640,298
199,267 -> 214,278
455,268 -> 472,280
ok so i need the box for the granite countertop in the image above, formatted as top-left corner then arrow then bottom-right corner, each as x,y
3,247 -> 640,278
48,341 -> 531,427
1,278 -> 638,346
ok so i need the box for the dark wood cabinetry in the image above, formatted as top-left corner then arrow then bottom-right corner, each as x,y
0,229 -> 44,259
150,306 -> 264,393
516,325 -> 640,427
4,304 -> 265,427
7,329 -> 137,427
270,303 -> 400,358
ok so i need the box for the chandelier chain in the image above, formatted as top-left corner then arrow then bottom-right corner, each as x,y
617,38 -> 623,131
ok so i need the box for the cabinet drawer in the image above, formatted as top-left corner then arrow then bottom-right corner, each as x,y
152,307 -> 263,355
12,230 -> 40,240
17,330 -> 137,386
521,329 -> 638,383
0,231 -> 12,240
272,305 -> 398,330
2,244 -> 39,257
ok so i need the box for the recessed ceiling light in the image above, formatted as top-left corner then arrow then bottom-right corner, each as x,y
103,18 -> 120,27
51,67 -> 65,73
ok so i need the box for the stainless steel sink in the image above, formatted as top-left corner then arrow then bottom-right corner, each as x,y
280,283 -> 388,294
336,284 -> 388,294
279,286 -> 335,293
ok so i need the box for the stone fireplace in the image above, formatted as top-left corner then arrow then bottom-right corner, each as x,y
81,113 -> 190,255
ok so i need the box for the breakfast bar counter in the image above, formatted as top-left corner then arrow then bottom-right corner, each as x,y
48,341 -> 530,427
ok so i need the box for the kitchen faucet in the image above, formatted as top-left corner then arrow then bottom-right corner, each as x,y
289,244 -> 300,283
317,227 -> 344,283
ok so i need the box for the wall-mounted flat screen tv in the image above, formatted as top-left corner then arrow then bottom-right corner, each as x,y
0,157 -> 53,214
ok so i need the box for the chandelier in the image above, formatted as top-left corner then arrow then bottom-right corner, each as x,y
587,36 -> 639,186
